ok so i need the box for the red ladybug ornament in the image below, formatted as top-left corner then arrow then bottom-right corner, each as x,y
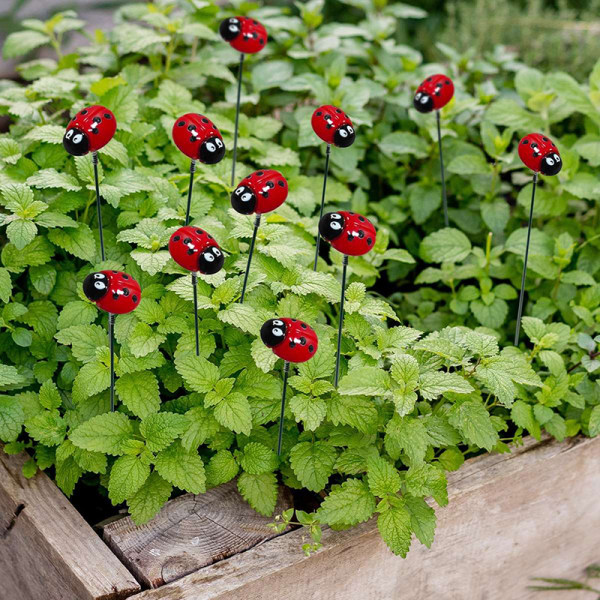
318,211 -> 376,257
168,226 -> 224,274
172,114 -> 225,164
413,74 -> 454,113
63,105 -> 117,156
83,271 -> 140,315
231,169 -> 288,215
260,318 -> 318,363
219,16 -> 267,54
311,105 -> 355,148
518,133 -> 562,176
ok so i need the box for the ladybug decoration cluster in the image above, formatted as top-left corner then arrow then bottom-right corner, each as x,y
260,318 -> 319,454
514,133 -> 562,344
413,74 -> 455,227
310,105 -> 357,271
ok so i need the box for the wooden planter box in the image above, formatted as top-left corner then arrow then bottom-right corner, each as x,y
2,435 -> 599,600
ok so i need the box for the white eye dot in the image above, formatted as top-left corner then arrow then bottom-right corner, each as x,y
415,93 -> 422,100
215,139 -> 223,148
347,126 -> 354,134
242,193 -> 252,202
94,281 -> 104,290
94,273 -> 103,279
273,327 -> 284,337
206,142 -> 216,152
546,158 -> 555,165
332,213 -> 342,220
66,130 -> 73,139
420,96 -> 428,104
331,222 -> 342,230
205,253 -> 215,262
213,248 -> 221,257
73,134 -> 83,144
554,154 -> 561,162
273,319 -> 284,326
339,129 -> 348,138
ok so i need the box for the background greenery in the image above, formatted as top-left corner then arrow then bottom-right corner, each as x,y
1,0 -> 600,558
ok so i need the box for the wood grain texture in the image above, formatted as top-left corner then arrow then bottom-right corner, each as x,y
102,480 -> 293,589
131,436 -> 600,600
0,450 -> 141,600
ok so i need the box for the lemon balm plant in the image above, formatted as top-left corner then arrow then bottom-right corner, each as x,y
1,0 -> 600,559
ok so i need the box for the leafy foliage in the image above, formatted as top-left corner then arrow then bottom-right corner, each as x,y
1,0 -> 600,558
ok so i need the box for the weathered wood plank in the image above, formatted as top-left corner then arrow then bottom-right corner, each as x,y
0,450 -> 141,600
102,480 -> 293,589
131,436 -> 600,600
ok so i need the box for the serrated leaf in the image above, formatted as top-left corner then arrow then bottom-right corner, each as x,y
290,441 -> 336,492
318,478 -> 376,526
108,454 -> 150,504
115,372 -> 160,418
70,412 -> 133,455
128,472 -> 173,525
154,440 -> 206,494
238,471 -> 278,516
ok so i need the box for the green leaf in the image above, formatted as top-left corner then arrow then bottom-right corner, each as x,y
205,450 -> 239,487
511,400 -> 541,440
318,478 -> 376,526
377,504 -> 412,557
405,463 -> 448,506
290,441 -> 337,492
588,405 -> 600,437
3,30 -> 50,58
108,454 -> 150,504
7,219 -> 37,250
55,324 -> 107,363
25,410 -> 66,446
181,405 -> 220,451
213,393 -> 252,435
128,322 -> 166,357
115,372 -> 160,418
419,228 -> 472,263
385,415 -> 429,465
238,471 -> 278,516
47,224 -> 96,261
128,472 -> 173,525
0,396 -> 25,442
0,268 -> 12,303
252,60 -> 293,93
338,367 -> 389,396
418,372 -> 473,400
379,132 -> 428,158
240,442 -> 278,475
367,454 -> 401,497
289,394 -> 326,431
39,380 -> 61,410
70,412 -> 133,455
448,400 -> 499,451
140,412 -> 187,452
447,154 -> 491,175
174,352 -> 220,393
154,441 -> 206,494
27,169 -> 81,191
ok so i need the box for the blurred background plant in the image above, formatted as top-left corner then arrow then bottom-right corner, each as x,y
531,564 -> 600,597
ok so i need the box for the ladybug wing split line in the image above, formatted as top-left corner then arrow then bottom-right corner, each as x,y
260,318 -> 318,455
82,271 -> 141,411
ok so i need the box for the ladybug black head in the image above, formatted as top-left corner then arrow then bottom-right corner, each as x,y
83,272 -> 109,302
413,91 -> 434,113
220,17 -> 241,42
63,128 -> 90,156
231,185 -> 256,214
260,319 -> 287,348
540,152 -> 562,176
333,124 -> 355,148
198,245 -> 224,275
199,136 -> 226,164
319,212 -> 345,241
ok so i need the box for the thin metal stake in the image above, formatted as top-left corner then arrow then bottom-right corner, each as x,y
313,144 -> 332,271
277,361 -> 291,456
192,272 -> 199,357
92,151 -> 106,261
514,172 -> 538,346
334,255 -> 349,388
240,214 -> 261,303
185,160 -> 196,226
436,110 -> 448,227
108,313 -> 115,412
231,53 -> 245,187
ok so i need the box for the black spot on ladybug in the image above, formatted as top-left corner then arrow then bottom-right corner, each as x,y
188,125 -> 196,131
93,117 -> 101,123
445,80 -> 450,85
132,295 -> 138,303
543,137 -> 548,141
183,238 -> 191,244
267,181 -> 275,188
309,345 -> 314,353
300,337 -> 306,345
427,77 -> 432,81
208,234 -> 213,239
292,318 -> 297,322
253,20 -> 258,24
174,236 -> 180,241
336,108 -> 342,113
196,229 -> 203,234
435,91 -> 441,96
349,212 -> 354,215
316,111 -> 322,116
257,171 -> 264,176
123,274 -> 129,279
104,113 -> 112,119
259,39 -> 264,45
347,233 -> 353,241
289,341 -> 296,348
278,180 -> 285,187
522,139 -> 529,144
112,292 -> 119,300
202,118 -> 209,123
178,121 -> 185,127
358,230 -> 365,238
189,136 -> 196,142
187,249 -> 194,255
82,109 -> 88,114
92,129 -> 99,134
367,238 -> 372,245
359,216 -> 365,222
123,288 -> 130,296
252,32 -> 257,38
301,323 -> 307,329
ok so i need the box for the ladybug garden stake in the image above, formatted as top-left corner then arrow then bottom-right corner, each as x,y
514,134 -> 562,345
260,318 -> 318,454
219,16 -> 268,186
83,271 -> 141,411
413,74 -> 455,226
231,169 -> 288,303
63,105 -> 117,261
172,113 -> 226,226
319,211 -> 376,387
311,105 -> 356,270
169,226 -> 225,356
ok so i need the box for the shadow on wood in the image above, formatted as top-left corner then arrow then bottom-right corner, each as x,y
102,480 -> 294,589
